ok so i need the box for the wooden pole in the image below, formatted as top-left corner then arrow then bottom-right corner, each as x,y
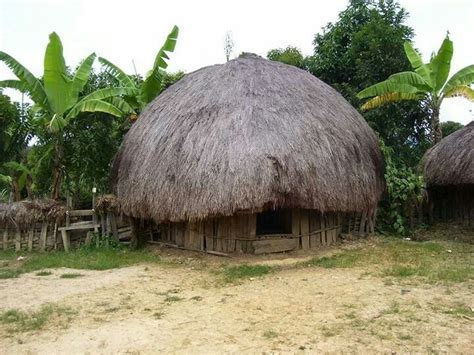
28,225 -> 34,251
3,227 -> 9,251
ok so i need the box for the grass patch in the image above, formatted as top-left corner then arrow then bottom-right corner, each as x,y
164,295 -> 183,303
35,271 -> 53,276
0,269 -> 21,279
441,302 -> 473,318
221,264 -> 274,284
307,253 -> 360,268
0,249 -> 161,278
305,237 -> 473,284
263,330 -> 278,339
0,304 -> 76,333
60,273 -> 83,279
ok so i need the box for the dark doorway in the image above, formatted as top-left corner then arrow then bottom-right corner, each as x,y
256,209 -> 292,235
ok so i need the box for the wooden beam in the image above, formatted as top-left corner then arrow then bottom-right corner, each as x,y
28,226 -> 34,251
15,227 -> 21,252
2,228 -> 8,251
300,209 -> 310,249
40,222 -> 48,251
146,240 -> 230,257
253,238 -> 298,254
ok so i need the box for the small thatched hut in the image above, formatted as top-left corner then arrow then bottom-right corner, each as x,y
422,121 -> 474,225
112,54 -> 384,253
0,199 -> 67,251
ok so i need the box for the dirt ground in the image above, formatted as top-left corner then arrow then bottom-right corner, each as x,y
0,247 -> 473,354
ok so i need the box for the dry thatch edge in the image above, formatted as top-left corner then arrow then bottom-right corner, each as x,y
423,121 -> 474,187
112,54 -> 385,223
0,199 -> 67,228
95,194 -> 120,214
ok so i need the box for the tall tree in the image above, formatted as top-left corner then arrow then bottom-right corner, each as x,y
440,121 -> 463,137
0,92 -> 31,201
357,35 -> 474,144
0,32 -> 137,199
307,0 -> 430,165
267,46 -> 305,69
99,25 -> 179,113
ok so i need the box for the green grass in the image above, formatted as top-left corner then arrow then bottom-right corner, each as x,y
0,249 -> 162,279
35,271 -> 53,276
164,295 -> 183,303
221,264 -> 274,284
441,302 -> 473,318
60,273 -> 83,279
305,237 -> 473,283
0,304 -> 76,333
0,269 -> 21,279
263,330 -> 278,339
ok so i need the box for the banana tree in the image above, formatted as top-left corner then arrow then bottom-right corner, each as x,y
99,25 -> 179,116
0,32 -> 139,199
357,34 -> 474,144
1,161 -> 33,201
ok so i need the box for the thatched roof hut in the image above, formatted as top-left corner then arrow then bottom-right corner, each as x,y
422,121 -> 473,225
423,121 -> 474,187
113,54 -> 383,221
112,54 -> 384,253
0,199 -> 66,227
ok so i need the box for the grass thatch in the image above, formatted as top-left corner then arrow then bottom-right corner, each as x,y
0,199 -> 66,227
423,121 -> 473,187
95,194 -> 120,214
112,54 -> 384,222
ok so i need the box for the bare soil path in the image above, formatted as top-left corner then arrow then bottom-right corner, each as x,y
0,253 -> 472,354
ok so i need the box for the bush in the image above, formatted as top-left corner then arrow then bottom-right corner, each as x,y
379,139 -> 425,235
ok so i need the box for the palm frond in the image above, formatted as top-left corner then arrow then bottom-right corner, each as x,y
443,85 -> 474,102
361,92 -> 421,110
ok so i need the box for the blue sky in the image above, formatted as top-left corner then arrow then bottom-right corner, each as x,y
1,0 -> 473,124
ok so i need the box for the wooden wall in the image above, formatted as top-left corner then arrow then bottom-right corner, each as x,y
147,208 -> 375,254
1,223 -> 61,252
428,186 -> 474,227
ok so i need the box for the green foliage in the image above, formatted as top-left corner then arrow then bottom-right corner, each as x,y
0,92 -> 30,199
440,121 -> 463,137
81,232 -> 122,251
305,237 -> 473,283
267,46 -> 305,69
0,32 -> 136,199
99,25 -> 180,112
306,0 -> 431,166
358,32 -> 474,143
380,139 -> 424,235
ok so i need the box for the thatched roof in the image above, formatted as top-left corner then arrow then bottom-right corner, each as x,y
112,53 -> 384,222
95,194 -> 120,214
0,199 -> 66,227
423,121 -> 474,187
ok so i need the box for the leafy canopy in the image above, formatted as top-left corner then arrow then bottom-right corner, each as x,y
307,0 -> 430,166
357,35 -> 474,110
0,32 -> 138,133
99,25 -> 179,111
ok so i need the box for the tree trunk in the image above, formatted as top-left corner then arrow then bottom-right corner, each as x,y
11,179 -> 21,202
432,107 -> 443,144
51,140 -> 64,200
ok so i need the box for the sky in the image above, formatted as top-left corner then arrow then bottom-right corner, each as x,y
0,0 -> 473,124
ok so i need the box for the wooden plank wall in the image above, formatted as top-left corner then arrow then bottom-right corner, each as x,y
150,208 -> 362,254
0,223 -> 61,252
430,186 -> 474,227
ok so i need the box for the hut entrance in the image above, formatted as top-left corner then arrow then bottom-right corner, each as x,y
256,209 -> 292,235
